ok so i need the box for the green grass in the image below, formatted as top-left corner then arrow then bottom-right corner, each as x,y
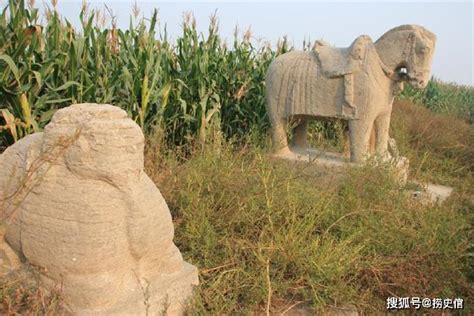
391,100 -> 473,188
144,119 -> 473,313
0,1 -> 473,314
139,100 -> 473,313
0,0 -> 284,148
400,78 -> 474,119
2,101 -> 472,314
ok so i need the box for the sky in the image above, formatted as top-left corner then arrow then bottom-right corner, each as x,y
3,1 -> 473,85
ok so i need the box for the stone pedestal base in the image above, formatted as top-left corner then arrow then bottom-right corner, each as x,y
409,182 -> 453,205
272,147 -> 452,205
273,146 -> 409,183
273,147 -> 352,167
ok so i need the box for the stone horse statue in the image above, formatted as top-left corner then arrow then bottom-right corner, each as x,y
265,24 -> 436,162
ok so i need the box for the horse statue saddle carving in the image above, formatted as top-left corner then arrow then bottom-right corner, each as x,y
314,35 -> 373,77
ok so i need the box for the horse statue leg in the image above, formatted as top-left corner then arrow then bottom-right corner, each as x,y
348,118 -> 374,162
271,117 -> 290,154
374,111 -> 392,159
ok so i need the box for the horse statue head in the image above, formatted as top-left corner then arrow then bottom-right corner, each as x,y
375,25 -> 436,88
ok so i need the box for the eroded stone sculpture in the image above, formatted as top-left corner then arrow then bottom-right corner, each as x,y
266,24 -> 436,163
0,104 -> 198,315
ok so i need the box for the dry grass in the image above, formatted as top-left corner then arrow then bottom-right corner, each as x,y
391,100 -> 473,217
1,99 -> 472,314
0,266 -> 63,315
142,110 -> 473,313
0,2 -> 472,314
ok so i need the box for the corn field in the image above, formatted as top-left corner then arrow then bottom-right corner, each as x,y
1,0 -> 472,149
0,0 -> 292,148
400,78 -> 474,118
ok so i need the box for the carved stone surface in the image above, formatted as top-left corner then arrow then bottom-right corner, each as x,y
266,24 -> 436,163
0,104 -> 198,315
410,182 -> 453,205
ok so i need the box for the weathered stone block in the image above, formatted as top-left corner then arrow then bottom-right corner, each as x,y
0,103 -> 198,315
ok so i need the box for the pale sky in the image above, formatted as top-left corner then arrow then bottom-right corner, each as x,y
3,1 -> 473,85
